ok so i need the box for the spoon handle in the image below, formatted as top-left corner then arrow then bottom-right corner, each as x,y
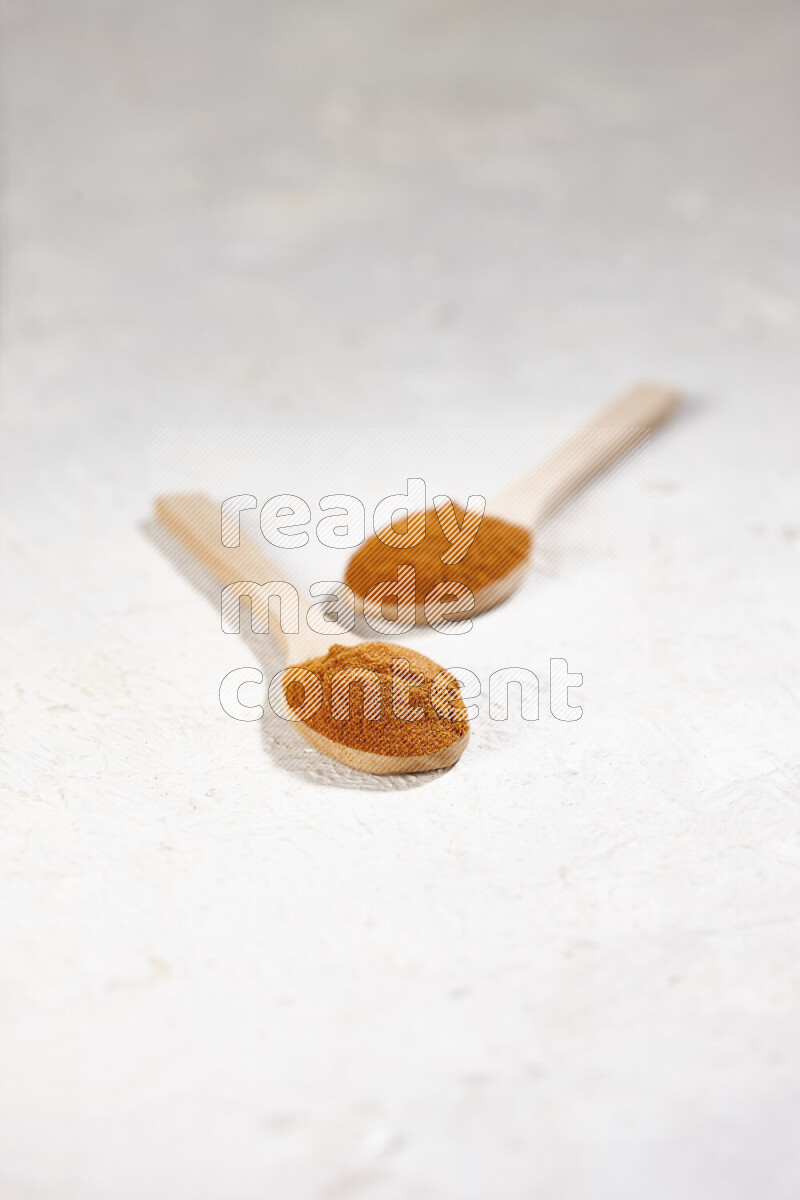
154,492 -> 351,659
490,382 -> 680,528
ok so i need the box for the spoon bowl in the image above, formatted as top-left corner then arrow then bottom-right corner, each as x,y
346,383 -> 679,625
292,719 -> 468,775
155,493 -> 469,775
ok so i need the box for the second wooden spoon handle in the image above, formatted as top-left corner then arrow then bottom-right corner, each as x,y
490,382 -> 680,528
154,492 -> 361,660
154,492 -> 305,656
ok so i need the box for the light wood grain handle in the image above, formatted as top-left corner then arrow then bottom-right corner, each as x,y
154,492 -> 303,655
491,382 -> 680,527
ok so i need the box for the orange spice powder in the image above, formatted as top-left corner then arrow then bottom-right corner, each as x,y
283,642 -> 468,757
345,505 -> 531,605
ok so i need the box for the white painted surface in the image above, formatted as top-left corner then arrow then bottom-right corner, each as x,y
1,1 -> 798,1197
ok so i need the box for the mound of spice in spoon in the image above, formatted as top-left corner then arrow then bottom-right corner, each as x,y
346,505 -> 531,610
154,493 -> 470,775
345,383 -> 679,624
283,642 -> 468,757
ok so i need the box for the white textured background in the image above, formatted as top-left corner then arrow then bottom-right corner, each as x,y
1,1 -> 799,1197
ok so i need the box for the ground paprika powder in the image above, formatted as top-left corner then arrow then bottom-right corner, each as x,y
283,641 -> 468,757
345,505 -> 531,607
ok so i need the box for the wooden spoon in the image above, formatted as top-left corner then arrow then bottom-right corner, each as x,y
154,493 -> 469,776
346,382 -> 680,623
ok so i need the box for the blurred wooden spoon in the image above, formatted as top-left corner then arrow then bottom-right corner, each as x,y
345,382 -> 680,623
155,493 -> 469,775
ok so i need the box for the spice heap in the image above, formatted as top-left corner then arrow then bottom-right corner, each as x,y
345,505 -> 532,605
283,642 -> 468,757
